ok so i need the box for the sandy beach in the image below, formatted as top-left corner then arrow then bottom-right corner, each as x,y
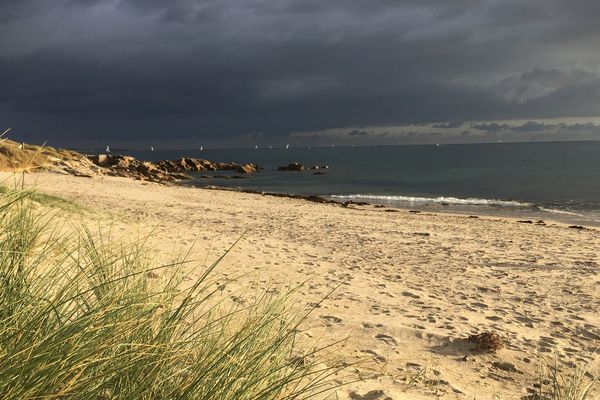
3,171 -> 598,400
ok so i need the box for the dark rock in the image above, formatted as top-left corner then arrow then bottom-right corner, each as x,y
172,173 -> 192,180
236,163 -> 260,173
278,162 -> 305,171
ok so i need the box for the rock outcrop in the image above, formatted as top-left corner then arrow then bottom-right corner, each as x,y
157,158 -> 261,174
278,162 -> 305,171
0,138 -> 263,184
0,139 -> 91,173
86,155 -> 262,183
87,154 -> 191,183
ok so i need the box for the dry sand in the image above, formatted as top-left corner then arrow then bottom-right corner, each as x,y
3,171 -> 599,400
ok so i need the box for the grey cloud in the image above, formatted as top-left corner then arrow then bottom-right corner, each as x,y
470,120 -> 600,136
347,130 -> 369,137
433,121 -> 464,129
470,123 -> 512,133
564,122 -> 598,131
510,121 -> 549,132
493,67 -> 599,105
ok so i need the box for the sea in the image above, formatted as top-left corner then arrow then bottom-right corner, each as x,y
118,141 -> 600,226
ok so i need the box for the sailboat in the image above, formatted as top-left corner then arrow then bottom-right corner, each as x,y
269,145 -> 272,149
105,145 -> 110,153
150,146 -> 154,152
254,145 -> 258,150
285,144 -> 290,150
200,146 -> 204,151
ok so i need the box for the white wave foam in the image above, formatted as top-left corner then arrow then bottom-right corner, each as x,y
538,207 -> 590,218
330,194 -> 532,208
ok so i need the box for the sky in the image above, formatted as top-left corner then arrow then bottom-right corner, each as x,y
1,0 -> 600,148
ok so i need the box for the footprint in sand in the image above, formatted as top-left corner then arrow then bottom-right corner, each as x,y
320,315 -> 343,326
401,291 -> 421,299
374,333 -> 397,346
486,315 -> 503,321
360,349 -> 387,363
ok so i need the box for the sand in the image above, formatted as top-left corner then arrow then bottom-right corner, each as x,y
3,171 -> 599,400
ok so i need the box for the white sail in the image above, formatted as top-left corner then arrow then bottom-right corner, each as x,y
105,145 -> 110,153
150,146 -> 154,151
285,144 -> 289,150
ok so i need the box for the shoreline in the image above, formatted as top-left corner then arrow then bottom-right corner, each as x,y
188,182 -> 600,230
3,137 -> 596,228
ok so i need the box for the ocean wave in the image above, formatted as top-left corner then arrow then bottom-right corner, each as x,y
537,207 -> 591,219
330,194 -> 532,208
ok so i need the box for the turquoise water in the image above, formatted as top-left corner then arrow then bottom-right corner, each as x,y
122,141 -> 600,225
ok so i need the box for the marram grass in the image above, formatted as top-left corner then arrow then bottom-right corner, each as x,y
526,356 -> 599,400
0,187 -> 341,399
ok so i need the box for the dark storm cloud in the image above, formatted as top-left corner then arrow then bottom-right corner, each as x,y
1,0 -> 600,146
347,130 -> 369,137
470,123 -> 512,133
510,121 -> 549,132
469,120 -> 600,135
433,121 -> 464,129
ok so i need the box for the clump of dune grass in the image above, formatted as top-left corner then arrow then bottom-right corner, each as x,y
524,357 -> 598,400
0,185 -> 82,211
0,186 -> 340,399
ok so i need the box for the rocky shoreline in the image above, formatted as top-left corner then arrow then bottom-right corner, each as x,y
0,139 -> 263,184
1,139 -> 339,184
86,154 -> 262,183
2,138 -> 362,208
195,184 -> 372,209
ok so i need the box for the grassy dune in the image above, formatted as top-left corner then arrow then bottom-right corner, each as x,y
0,186 -> 340,399
0,131 -> 83,172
